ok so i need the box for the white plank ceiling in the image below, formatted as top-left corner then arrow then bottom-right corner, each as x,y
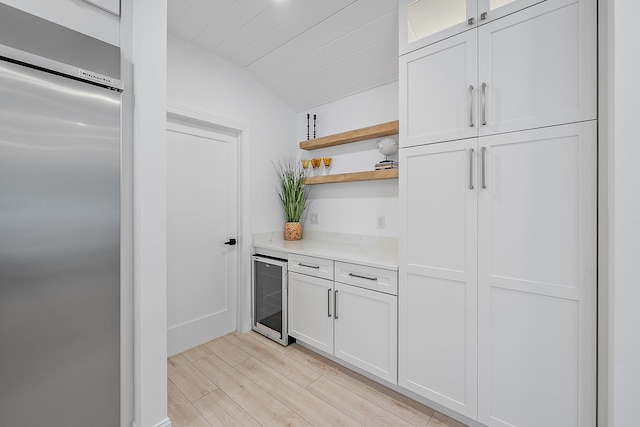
167,0 -> 399,112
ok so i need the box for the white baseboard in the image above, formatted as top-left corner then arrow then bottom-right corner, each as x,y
130,417 -> 171,427
167,313 -> 234,356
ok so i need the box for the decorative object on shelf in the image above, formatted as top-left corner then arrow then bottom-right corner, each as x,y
376,137 -> 399,170
313,114 -> 317,139
307,114 -> 310,140
301,159 -> 310,170
274,158 -> 310,241
311,157 -> 322,175
322,157 -> 332,174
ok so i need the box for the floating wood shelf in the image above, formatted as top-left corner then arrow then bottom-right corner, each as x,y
300,120 -> 399,150
305,169 -> 398,185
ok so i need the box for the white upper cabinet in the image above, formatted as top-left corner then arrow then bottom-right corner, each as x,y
400,30 -> 477,147
477,0 -> 597,135
400,0 -> 596,148
400,0 -> 545,54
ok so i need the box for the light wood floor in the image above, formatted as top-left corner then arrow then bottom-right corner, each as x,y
168,331 -> 467,427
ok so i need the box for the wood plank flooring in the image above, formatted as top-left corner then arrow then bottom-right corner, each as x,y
168,331 -> 467,427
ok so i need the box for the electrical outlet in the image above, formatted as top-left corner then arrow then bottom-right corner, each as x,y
377,215 -> 385,229
310,213 -> 319,224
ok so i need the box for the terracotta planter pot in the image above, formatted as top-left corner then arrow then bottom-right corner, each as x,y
284,222 -> 302,241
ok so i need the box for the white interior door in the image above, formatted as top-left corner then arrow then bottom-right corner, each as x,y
166,119 -> 238,356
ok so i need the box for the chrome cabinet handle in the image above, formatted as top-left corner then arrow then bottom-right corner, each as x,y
469,148 -> 475,190
348,273 -> 377,281
468,85 -> 474,127
334,290 -> 339,319
481,82 -> 487,126
298,263 -> 320,269
480,12 -> 488,20
327,288 -> 332,317
481,147 -> 487,189
468,17 -> 475,25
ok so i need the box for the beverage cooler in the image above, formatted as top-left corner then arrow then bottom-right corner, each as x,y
252,255 -> 288,346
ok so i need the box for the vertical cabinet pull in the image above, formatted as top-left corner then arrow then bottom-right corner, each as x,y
468,85 -> 475,127
469,148 -> 475,190
327,288 -> 332,317
481,82 -> 487,126
334,290 -> 339,319
481,147 -> 487,189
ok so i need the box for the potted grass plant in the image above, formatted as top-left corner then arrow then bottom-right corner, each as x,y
274,158 -> 310,241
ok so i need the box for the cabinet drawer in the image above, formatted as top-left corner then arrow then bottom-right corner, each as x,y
335,262 -> 398,295
288,254 -> 333,280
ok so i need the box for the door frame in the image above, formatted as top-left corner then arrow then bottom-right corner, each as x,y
166,103 -> 252,334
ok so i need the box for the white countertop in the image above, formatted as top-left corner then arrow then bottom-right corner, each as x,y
253,231 -> 398,270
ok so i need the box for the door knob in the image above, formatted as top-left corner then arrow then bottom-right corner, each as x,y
224,238 -> 237,246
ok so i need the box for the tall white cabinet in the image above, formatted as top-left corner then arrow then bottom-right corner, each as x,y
398,0 -> 597,426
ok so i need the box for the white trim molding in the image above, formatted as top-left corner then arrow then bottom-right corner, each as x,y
166,103 -> 253,334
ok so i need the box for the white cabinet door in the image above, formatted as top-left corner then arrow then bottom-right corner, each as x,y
400,30 -> 477,148
477,122 -> 596,427
334,283 -> 398,384
478,0 -> 596,136
288,272 -> 334,354
398,139 -> 478,418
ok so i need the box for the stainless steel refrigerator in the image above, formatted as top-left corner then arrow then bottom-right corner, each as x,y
0,43 -> 122,426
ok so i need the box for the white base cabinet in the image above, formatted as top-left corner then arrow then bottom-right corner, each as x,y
288,255 -> 399,384
288,271 -> 334,354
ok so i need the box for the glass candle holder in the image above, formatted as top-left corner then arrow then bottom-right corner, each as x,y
311,157 -> 322,175
322,157 -> 332,174
301,159 -> 310,171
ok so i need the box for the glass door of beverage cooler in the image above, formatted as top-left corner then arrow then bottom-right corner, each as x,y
252,255 -> 288,346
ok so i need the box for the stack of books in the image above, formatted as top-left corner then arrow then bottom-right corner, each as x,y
375,160 -> 398,170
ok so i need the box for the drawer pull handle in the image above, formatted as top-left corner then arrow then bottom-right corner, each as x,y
348,273 -> 378,281
298,263 -> 320,269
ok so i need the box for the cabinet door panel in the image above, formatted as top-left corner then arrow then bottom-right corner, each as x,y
477,122 -> 596,427
400,30 -> 477,148
478,0 -> 596,136
288,272 -> 334,354
401,140 -> 477,273
399,140 -> 477,417
334,283 -> 398,384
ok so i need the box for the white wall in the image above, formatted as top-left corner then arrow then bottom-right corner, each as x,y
125,0 -> 169,426
609,1 -> 640,426
1,0 -> 119,46
295,82 -> 400,237
167,35 -> 297,234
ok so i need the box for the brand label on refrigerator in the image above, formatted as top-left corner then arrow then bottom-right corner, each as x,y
79,69 -> 114,86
